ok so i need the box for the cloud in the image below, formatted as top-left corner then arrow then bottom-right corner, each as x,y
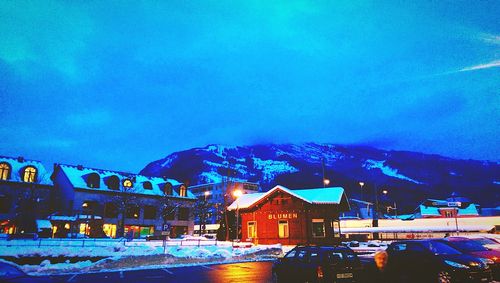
458,60 -> 500,72
66,110 -> 112,127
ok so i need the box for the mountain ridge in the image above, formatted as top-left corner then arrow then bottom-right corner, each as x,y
140,143 -> 500,212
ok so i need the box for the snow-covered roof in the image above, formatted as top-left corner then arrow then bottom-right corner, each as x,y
419,203 -> 479,216
57,164 -> 195,199
228,185 -> 349,211
0,156 -> 52,185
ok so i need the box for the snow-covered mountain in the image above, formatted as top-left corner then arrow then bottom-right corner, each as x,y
140,143 -> 500,211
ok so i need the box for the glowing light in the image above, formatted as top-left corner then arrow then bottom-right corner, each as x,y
233,189 -> 243,198
323,179 -> 330,186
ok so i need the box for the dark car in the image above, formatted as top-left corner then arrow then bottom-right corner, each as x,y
439,237 -> 499,280
0,261 -> 60,283
386,240 -> 493,283
272,245 -> 363,283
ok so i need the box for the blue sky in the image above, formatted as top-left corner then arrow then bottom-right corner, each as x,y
0,1 -> 499,172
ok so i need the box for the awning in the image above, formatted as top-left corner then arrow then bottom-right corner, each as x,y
36,219 -> 53,229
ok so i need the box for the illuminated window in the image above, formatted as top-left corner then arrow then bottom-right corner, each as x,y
278,220 -> 289,238
23,166 -> 37,183
123,179 -> 133,188
179,185 -> 187,197
163,183 -> 173,195
86,173 -> 100,188
312,219 -> 325,238
143,181 -> 152,190
0,162 -> 11,180
247,221 -> 257,238
103,224 -> 117,238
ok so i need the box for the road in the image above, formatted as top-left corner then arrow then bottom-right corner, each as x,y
53,261 -> 273,283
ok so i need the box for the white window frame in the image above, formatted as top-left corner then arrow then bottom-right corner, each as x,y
278,220 -> 289,238
312,219 -> 325,238
247,221 -> 257,238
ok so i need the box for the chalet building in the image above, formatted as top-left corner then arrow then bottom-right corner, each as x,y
227,185 -> 350,245
0,156 -> 54,235
189,181 -> 260,225
51,164 -> 197,238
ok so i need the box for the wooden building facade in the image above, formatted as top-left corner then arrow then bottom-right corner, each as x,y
228,185 -> 350,245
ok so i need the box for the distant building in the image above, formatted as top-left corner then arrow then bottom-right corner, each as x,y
417,198 -> 480,218
341,199 -> 374,219
0,156 -> 54,235
227,185 -> 350,245
50,164 -> 197,238
189,181 -> 259,225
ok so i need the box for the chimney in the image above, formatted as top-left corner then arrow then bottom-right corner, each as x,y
77,165 -> 84,170
17,156 -> 24,163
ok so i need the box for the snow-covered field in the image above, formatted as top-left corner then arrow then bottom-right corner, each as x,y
0,239 -> 283,275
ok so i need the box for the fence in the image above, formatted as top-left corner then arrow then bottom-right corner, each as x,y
0,238 -> 251,248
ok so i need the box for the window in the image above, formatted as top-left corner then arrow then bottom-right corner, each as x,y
143,181 -> 152,190
163,183 -> 173,195
23,166 -> 37,183
123,179 -> 133,188
144,206 -> 157,219
178,207 -> 190,220
278,220 -> 289,238
312,219 -> 325,238
0,195 -> 10,213
163,207 -> 176,220
285,249 -> 297,258
0,162 -> 11,180
86,173 -> 100,188
126,205 -> 140,219
179,185 -> 187,197
247,221 -> 257,238
104,203 -> 118,218
106,175 -> 120,190
82,201 -> 97,214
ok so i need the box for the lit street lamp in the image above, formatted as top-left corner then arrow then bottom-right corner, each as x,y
359,182 -> 365,201
233,189 -> 243,241
323,178 -> 330,186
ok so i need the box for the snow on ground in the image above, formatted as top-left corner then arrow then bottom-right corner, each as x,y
0,240 -> 283,275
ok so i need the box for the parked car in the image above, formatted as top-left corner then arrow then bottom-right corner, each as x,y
271,245 -> 363,282
439,237 -> 499,280
386,239 -> 493,282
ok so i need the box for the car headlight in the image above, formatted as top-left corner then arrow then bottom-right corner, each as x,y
445,260 -> 470,269
479,258 -> 494,265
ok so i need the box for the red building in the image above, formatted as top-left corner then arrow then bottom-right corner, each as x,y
228,185 -> 350,245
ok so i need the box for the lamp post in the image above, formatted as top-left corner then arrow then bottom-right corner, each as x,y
233,189 -> 243,241
202,191 -> 210,234
359,182 -> 365,202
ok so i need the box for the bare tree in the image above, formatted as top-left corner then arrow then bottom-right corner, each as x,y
112,184 -> 139,238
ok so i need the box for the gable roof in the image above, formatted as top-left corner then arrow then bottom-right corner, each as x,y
228,185 -> 350,211
57,164 -> 195,199
0,156 -> 52,185
419,203 -> 479,217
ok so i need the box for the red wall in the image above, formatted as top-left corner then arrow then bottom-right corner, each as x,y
239,190 -> 340,245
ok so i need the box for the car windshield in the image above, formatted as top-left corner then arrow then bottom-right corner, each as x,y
422,241 -> 461,255
448,240 -> 489,252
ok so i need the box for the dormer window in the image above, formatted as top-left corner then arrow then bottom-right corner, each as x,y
0,162 -> 11,181
143,181 -> 152,190
23,166 -> 37,183
123,179 -> 133,188
86,173 -> 100,188
179,185 -> 187,197
106,175 -> 120,190
163,183 -> 173,195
